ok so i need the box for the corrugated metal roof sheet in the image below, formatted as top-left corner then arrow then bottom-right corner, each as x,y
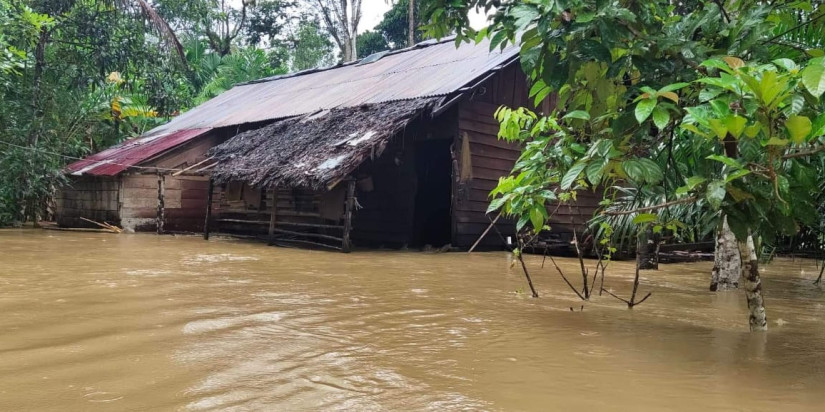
66,128 -> 211,176
147,38 -> 518,136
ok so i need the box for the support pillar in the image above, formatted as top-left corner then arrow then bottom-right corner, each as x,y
156,172 -> 165,235
268,188 -> 277,245
203,178 -> 213,240
342,178 -> 356,253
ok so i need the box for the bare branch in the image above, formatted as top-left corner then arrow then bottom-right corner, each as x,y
546,255 -> 587,301
602,196 -> 698,216
782,144 -> 825,160
135,0 -> 187,66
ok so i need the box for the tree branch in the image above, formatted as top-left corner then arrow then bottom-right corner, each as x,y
782,144 -> 825,160
546,255 -> 587,301
602,196 -> 697,216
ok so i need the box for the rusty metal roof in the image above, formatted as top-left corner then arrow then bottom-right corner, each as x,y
147,37 -> 518,136
66,128 -> 212,176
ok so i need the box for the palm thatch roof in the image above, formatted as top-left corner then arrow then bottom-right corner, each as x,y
208,98 -> 437,190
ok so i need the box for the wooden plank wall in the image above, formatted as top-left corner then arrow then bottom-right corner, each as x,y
453,64 -> 599,249
55,176 -> 120,227
165,176 -> 210,232
119,174 -> 159,231
211,184 -> 337,236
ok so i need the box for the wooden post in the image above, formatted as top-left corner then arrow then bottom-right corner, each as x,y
268,188 -> 277,245
156,172 -> 165,235
342,178 -> 356,253
203,178 -> 213,240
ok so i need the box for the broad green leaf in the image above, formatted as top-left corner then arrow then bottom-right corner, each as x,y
585,160 -> 604,185
786,115 -> 812,143
708,119 -> 728,139
706,154 -> 742,169
637,158 -> 664,184
621,159 -> 644,182
772,58 -> 797,72
533,86 -> 552,107
684,176 -> 707,190
576,11 -> 595,23
725,169 -> 751,183
510,5 -> 539,30
489,31 -> 508,51
723,115 -> 747,139
652,106 -> 670,130
744,124 -> 761,138
517,214 -> 530,231
786,94 -> 804,115
699,88 -> 723,102
632,213 -> 658,225
700,59 -> 733,74
759,70 -> 786,105
801,58 -> 825,97
811,112 -> 825,137
529,207 -> 544,232
739,72 -> 762,97
577,40 -> 612,63
681,123 -> 708,138
777,175 -> 790,197
705,180 -> 726,210
658,82 -> 690,93
561,161 -> 587,190
487,196 -> 507,214
563,110 -> 591,121
678,177 -> 708,198
635,98 -> 656,124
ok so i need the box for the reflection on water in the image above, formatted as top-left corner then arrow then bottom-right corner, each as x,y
1,229 -> 825,411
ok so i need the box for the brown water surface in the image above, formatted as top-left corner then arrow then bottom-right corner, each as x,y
2,229 -> 825,411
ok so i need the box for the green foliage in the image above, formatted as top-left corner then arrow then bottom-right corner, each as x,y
0,0 -> 326,225
195,47 -> 284,103
357,30 -> 389,57
288,18 -> 336,71
425,0 -> 825,251
674,57 -> 825,242
376,0 -> 429,48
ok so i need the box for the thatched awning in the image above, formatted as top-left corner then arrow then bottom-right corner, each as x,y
209,98 -> 437,190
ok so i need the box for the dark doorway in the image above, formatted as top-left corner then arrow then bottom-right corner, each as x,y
413,139 -> 453,247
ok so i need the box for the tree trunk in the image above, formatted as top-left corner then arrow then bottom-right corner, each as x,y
408,0 -> 415,47
710,216 -> 741,291
737,236 -> 767,331
341,33 -> 355,62
638,228 -> 659,270
28,27 -> 50,146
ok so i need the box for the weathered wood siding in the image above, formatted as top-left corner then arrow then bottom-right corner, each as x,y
55,176 -> 120,227
164,176 -> 210,232
211,184 -> 340,238
452,65 -> 599,248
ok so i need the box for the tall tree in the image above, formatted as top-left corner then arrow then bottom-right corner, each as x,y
313,0 -> 362,61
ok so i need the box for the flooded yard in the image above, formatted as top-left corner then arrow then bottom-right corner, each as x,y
1,229 -> 825,411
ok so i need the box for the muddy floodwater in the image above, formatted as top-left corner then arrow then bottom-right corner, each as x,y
2,230 -> 825,411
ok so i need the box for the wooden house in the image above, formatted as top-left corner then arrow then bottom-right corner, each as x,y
58,37 -> 599,249
205,38 -> 600,250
